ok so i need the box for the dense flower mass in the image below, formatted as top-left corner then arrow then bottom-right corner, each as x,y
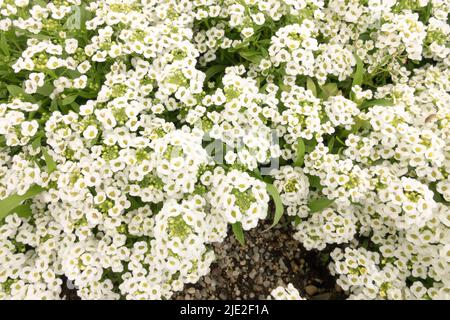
0,0 -> 449,300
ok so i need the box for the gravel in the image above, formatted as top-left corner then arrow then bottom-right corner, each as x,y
173,218 -> 346,300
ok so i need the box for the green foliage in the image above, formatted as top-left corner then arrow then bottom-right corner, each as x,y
294,138 -> 306,167
0,185 -> 44,220
232,222 -> 245,246
350,55 -> 365,101
308,197 -> 335,213
359,99 -> 394,110
306,77 -> 317,97
319,83 -> 340,99
265,183 -> 285,230
42,148 -> 57,173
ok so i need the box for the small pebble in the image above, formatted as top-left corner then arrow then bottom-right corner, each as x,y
305,285 -> 318,296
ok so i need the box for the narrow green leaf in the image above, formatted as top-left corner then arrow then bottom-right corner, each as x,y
359,98 -> 394,110
260,46 -> 269,57
306,77 -> 317,97
336,136 -> 346,146
352,55 -> 364,87
319,83 -> 340,99
6,85 -> 34,102
252,168 -> 263,180
0,185 -> 44,220
34,0 -> 48,6
50,99 -> 58,111
6,85 -> 26,97
308,175 -> 322,190
31,132 -> 44,150
350,55 -> 364,101
419,2 -> 433,23
294,138 -> 306,167
265,183 -> 284,230
258,39 -> 271,46
293,216 -> 302,226
12,203 -> 32,218
238,50 -> 263,64
305,139 -> 318,152
36,83 -> 54,96
70,102 -> 80,113
204,65 -> 226,83
232,222 -> 245,246
308,197 -> 335,213
42,148 -> 57,173
61,94 -> 78,106
0,33 -> 10,56
328,136 -> 335,152
350,117 -> 370,134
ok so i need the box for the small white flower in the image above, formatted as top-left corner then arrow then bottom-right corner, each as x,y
20,120 -> 39,137
83,125 -> 98,140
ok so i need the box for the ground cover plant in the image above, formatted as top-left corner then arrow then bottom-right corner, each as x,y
0,0 -> 449,300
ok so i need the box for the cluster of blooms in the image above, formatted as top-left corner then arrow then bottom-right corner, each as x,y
269,283 -> 305,300
205,168 -> 270,230
294,205 -> 358,251
194,66 -> 282,170
272,166 -> 309,217
0,0 -> 449,300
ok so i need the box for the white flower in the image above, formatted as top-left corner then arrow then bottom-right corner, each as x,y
83,125 -> 98,140
20,120 -> 38,137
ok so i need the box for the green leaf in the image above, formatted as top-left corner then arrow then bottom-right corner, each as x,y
61,94 -> 78,106
319,83 -> 340,99
419,2 -> 433,23
12,203 -> 32,218
204,65 -> 226,83
70,102 -> 80,113
50,99 -> 58,111
6,85 -> 25,97
232,222 -> 245,246
0,185 -> 44,220
31,132 -> 44,150
328,136 -> 335,152
359,98 -> 394,110
336,135 -> 346,146
238,50 -> 263,64
350,117 -> 370,134
6,85 -> 35,102
352,55 -> 364,87
0,33 -> 10,56
306,77 -> 317,97
308,197 -> 335,213
350,55 -> 364,101
36,83 -> 54,96
305,139 -> 318,153
265,183 -> 284,230
294,138 -> 306,167
308,175 -> 322,190
42,148 -> 57,173
252,168 -> 263,180
34,0 -> 48,6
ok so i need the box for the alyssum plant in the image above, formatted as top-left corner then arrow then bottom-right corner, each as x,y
0,0 -> 448,300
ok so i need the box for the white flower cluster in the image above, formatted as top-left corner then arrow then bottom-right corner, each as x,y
272,166 -> 309,217
0,0 -> 449,300
206,168 -> 270,230
269,283 -> 305,300
294,206 -> 358,251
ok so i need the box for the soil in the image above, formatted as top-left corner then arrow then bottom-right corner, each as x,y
172,218 -> 347,300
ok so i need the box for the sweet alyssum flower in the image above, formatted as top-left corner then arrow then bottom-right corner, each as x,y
0,0 -> 448,301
